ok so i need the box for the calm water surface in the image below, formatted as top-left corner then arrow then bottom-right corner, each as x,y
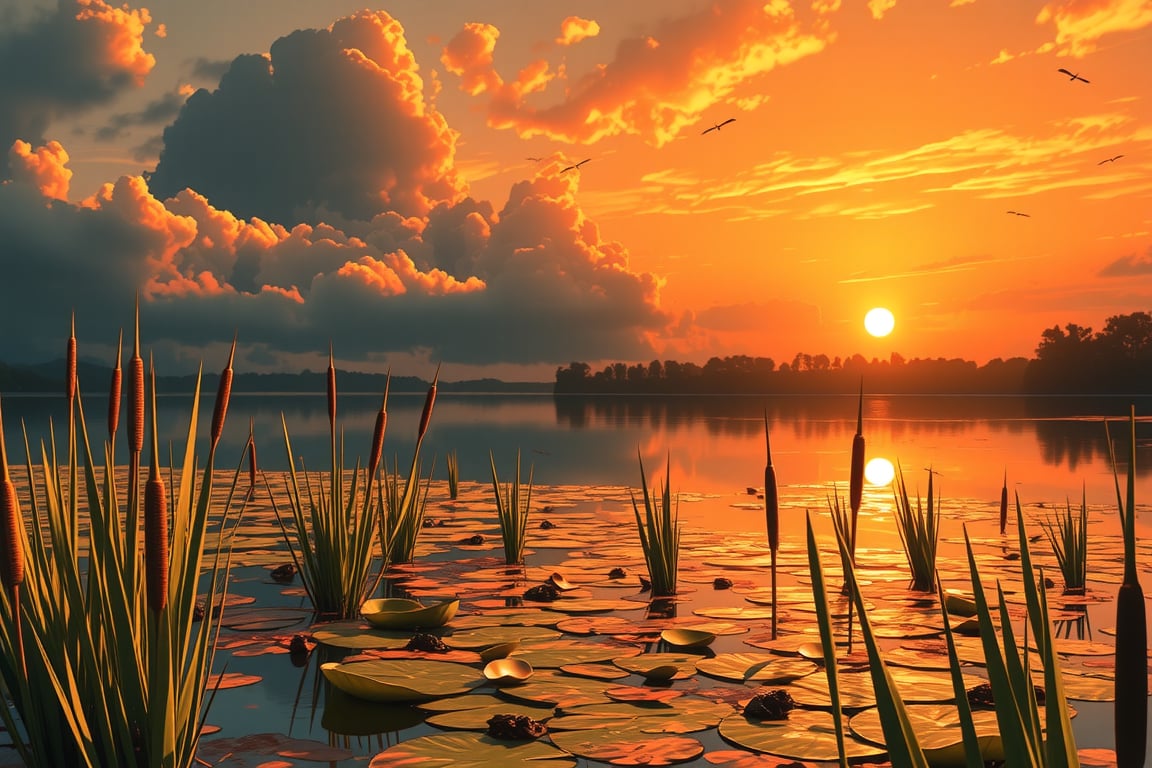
3,392 -> 1151,765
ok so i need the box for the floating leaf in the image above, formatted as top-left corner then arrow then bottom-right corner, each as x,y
548,728 -> 704,766
321,659 -> 482,703
445,625 -> 561,649
717,710 -> 885,762
661,628 -> 716,648
696,653 -> 817,684
311,622 -> 417,649
484,658 -> 534,685
511,641 -> 642,669
612,653 -> 701,680
425,702 -> 554,731
367,732 -> 576,767
848,704 -> 1006,763
361,597 -> 461,629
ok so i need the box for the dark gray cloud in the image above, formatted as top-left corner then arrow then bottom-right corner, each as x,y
188,56 -> 230,83
1099,247 -> 1152,277
147,11 -> 466,226
95,90 -> 187,141
0,0 -> 155,175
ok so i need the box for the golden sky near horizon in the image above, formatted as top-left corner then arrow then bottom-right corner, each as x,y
0,0 -> 1150,379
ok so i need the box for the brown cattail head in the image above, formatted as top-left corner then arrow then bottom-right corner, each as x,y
108,329 -> 123,442
0,397 -> 25,590
210,334 -> 236,450
764,411 -> 779,553
368,371 -> 391,481
129,298 -> 144,455
418,363 -> 440,442
999,470 -> 1008,535
65,312 -> 77,408
247,418 -> 257,489
144,357 -> 168,613
849,380 -> 865,514
326,343 -> 336,437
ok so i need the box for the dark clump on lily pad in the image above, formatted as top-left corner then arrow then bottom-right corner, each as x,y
270,563 -> 296,583
539,519 -> 557,529
609,567 -> 627,579
524,584 -> 560,602
967,682 -> 1045,710
486,713 -> 547,740
405,633 -> 451,653
743,689 -> 796,720
713,577 -> 733,590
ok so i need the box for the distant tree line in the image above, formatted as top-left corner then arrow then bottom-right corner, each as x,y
554,311 -> 1152,395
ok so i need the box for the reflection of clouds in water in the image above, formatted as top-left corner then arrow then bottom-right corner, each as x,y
865,457 -> 895,486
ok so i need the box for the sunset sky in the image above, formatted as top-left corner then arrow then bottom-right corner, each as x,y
1,0 -> 1150,380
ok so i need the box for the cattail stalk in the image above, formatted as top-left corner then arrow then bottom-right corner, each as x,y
418,363 -> 440,442
326,343 -> 337,441
764,411 -> 779,639
848,379 -> 865,559
108,330 -> 123,443
129,301 -> 145,456
210,335 -> 236,451
247,418 -> 257,497
998,470 -> 1008,535
0,397 -> 26,675
144,357 -> 168,613
367,373 -> 391,496
66,312 -> 77,411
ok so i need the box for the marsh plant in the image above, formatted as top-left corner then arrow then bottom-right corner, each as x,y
0,313 -> 243,768
447,448 -> 460,500
892,465 -> 941,592
490,449 -> 534,566
381,365 -> 439,565
1040,491 -> 1088,595
630,453 -> 680,597
270,350 -> 387,619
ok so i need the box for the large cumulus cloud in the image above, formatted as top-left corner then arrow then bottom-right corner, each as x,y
0,0 -> 155,176
147,11 -> 465,226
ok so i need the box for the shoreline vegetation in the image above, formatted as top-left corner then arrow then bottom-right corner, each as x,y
3,311 -> 1151,396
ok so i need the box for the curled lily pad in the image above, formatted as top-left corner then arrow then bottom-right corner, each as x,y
549,573 -> 578,591
660,628 -> 716,648
321,659 -> 482,703
480,642 -> 520,663
367,731 -> 576,767
361,597 -> 460,630
484,658 -> 534,686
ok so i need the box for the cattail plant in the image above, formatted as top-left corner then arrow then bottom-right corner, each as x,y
327,343 -> 337,442
210,335 -> 236,451
630,452 -> 680,597
891,465 -> 940,593
380,365 -> 440,565
144,357 -> 168,614
1040,489 -> 1088,595
65,312 -> 77,414
418,362 -> 440,442
129,299 -> 145,457
0,397 -> 25,676
366,373 -> 390,500
1107,408 -> 1146,767
491,449 -> 534,566
763,411 -> 780,639
246,418 -> 257,499
108,330 -> 122,443
999,470 -> 1009,535
848,380 -> 865,556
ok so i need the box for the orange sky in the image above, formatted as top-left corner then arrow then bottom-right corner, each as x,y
0,0 -> 1149,379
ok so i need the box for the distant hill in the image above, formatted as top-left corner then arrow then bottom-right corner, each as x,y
1,359 -> 552,395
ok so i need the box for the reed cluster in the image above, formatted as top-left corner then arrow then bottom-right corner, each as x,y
380,365 -> 439,565
892,465 -> 941,593
0,310 -> 242,768
270,349 -> 385,619
630,453 -> 680,597
491,450 -> 533,565
1040,492 -> 1088,595
447,449 -> 460,500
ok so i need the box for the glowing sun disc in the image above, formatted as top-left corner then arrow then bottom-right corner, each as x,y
865,458 -> 895,486
864,308 -> 895,337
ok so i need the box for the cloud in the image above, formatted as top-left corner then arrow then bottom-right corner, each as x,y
556,16 -> 600,46
6,139 -> 72,200
442,0 -> 832,146
147,10 -> 467,226
1099,246 -> 1152,277
0,0 -> 156,176
95,89 -> 188,141
867,0 -> 898,20
1037,0 -> 1152,57
189,56 -> 231,83
0,141 -> 672,371
440,23 -> 503,96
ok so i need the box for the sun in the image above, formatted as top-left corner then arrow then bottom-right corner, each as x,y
864,307 -> 895,338
865,457 -> 895,486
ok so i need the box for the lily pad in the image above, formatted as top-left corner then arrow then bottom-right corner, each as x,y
361,597 -> 460,630
444,625 -> 561,649
548,728 -> 705,766
425,702 -> 555,731
695,653 -> 817,685
321,659 -> 482,703
367,732 -> 576,767
718,709 -> 886,761
661,628 -> 716,648
612,654 -> 701,680
511,641 -> 642,669
849,704 -> 1005,763
311,623 -> 416,650
484,658 -> 534,686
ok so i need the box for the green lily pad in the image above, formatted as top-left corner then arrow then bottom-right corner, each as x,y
444,625 -> 561,649
695,653 -> 818,684
552,698 -> 733,734
484,658 -> 534,685
548,727 -> 705,766
311,623 -> 416,650
717,709 -> 886,762
425,702 -> 555,731
661,628 -> 716,648
321,659 -> 482,703
612,654 -> 701,680
367,731 -> 576,767
547,599 -> 648,614
849,704 -> 1005,764
559,663 -> 631,681
361,597 -> 460,629
499,669 -> 620,707
511,641 -> 642,669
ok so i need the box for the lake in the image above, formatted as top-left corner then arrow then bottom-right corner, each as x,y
1,391 -> 1149,765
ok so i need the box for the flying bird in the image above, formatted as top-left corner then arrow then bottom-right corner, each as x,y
526,156 -> 543,162
1057,68 -> 1090,83
560,158 -> 591,173
1006,210 -> 1031,217
702,118 -> 737,135
1097,154 -> 1124,165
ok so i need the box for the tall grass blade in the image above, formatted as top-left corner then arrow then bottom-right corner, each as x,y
630,452 -> 679,597
892,465 -> 940,592
804,512 -> 849,768
763,411 -> 779,638
491,450 -> 533,566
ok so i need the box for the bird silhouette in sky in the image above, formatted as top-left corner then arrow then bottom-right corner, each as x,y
1006,210 -> 1031,217
526,156 -> 543,162
1057,68 -> 1090,83
1097,154 -> 1124,165
702,118 -> 736,135
560,158 -> 591,173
